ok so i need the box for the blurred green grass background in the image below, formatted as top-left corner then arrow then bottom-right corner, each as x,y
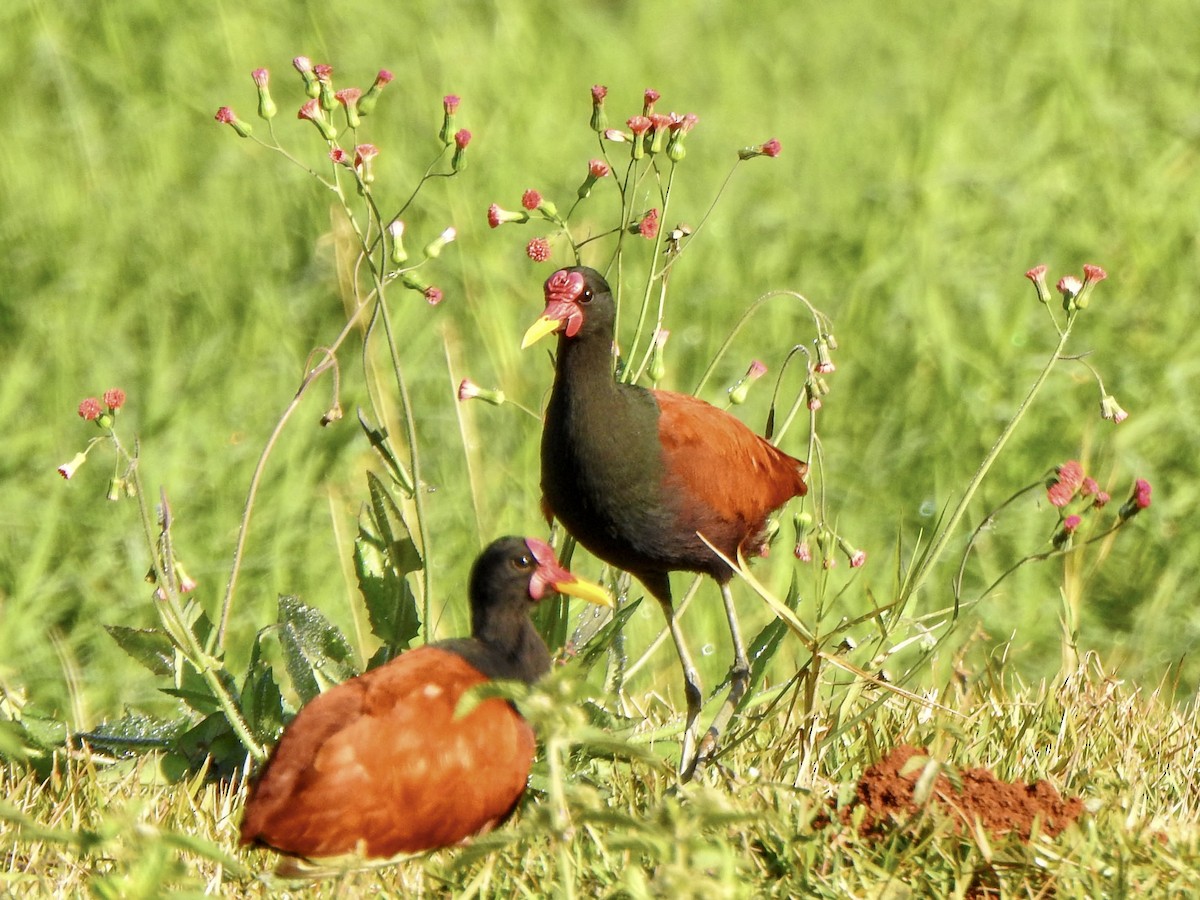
2,0 -> 1196,727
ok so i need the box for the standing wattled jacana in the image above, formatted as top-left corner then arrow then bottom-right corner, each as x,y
239,536 -> 611,876
522,266 -> 808,776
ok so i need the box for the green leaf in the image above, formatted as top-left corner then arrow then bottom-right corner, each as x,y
240,631 -> 285,743
571,598 -> 643,674
354,472 -> 422,652
73,711 -> 186,756
357,408 -> 414,494
276,595 -> 358,705
105,625 -> 176,677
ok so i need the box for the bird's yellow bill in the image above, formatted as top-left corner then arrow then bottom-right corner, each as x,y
521,315 -> 561,349
553,575 -> 613,608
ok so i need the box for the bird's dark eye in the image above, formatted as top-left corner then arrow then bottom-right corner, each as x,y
580,288 -> 594,304
513,554 -> 535,571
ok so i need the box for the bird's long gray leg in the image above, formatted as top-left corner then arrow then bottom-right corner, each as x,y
655,595 -> 704,779
696,582 -> 751,768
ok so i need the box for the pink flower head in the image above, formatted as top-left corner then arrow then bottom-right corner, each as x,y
215,105 -> 253,137
424,286 -> 444,306
292,56 -> 313,75
526,237 -> 552,262
1024,264 -> 1052,303
591,84 -> 608,103
354,143 -> 379,167
747,360 -> 768,381
1082,264 -> 1107,284
374,69 -> 394,87
103,388 -> 126,410
603,128 -> 628,143
487,203 -> 528,228
251,68 -> 270,88
1100,394 -> 1129,424
522,189 -> 543,211
1134,478 -> 1152,509
78,397 -> 103,421
589,159 -> 610,178
761,138 -> 782,157
457,378 -> 482,401
1056,275 -> 1082,298
1093,490 -> 1111,509
849,549 -> 867,568
627,116 -> 652,136
1057,460 -> 1085,490
313,64 -> 333,84
642,88 -> 661,114
443,94 -> 461,115
794,540 -> 812,563
297,98 -> 321,121
454,128 -> 472,149
638,208 -> 660,240
1080,477 -> 1100,497
669,112 -> 699,134
650,113 -> 672,131
335,87 -> 362,108
330,148 -> 352,166
57,452 -> 88,480
1063,514 -> 1082,534
1047,460 -> 1084,508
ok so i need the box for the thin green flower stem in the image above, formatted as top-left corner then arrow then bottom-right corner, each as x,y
693,291 -> 822,396
216,281 -> 382,648
904,309 -> 1080,610
354,200 -> 435,640
127,463 -> 265,761
620,166 -> 675,381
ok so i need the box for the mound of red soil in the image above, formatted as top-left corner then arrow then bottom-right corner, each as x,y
834,744 -> 1084,840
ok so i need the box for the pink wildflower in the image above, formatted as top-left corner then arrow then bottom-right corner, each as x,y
643,89 -> 661,114
57,452 -> 88,480
522,189 -> 543,211
849,549 -> 867,568
103,388 -> 126,411
487,203 -> 528,228
78,398 -> 103,421
638,208 -> 660,240
589,159 -> 610,178
627,116 -> 652,137
1080,477 -> 1100,497
794,541 -> 812,563
526,238 -> 552,262
424,286 -> 444,306
330,148 -> 352,166
1082,264 -> 1107,284
354,143 -> 379,167
591,85 -> 608,103
455,129 -> 471,149
1056,275 -> 1082,299
443,94 -> 460,115
373,69 -> 394,87
292,56 -> 313,75
251,68 -> 269,88
335,87 -> 361,108
1024,264 -> 1051,303
761,138 -> 782,157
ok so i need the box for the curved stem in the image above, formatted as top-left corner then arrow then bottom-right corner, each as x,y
904,310 -> 1080,609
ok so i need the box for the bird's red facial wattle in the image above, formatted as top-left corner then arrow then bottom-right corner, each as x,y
521,269 -> 587,348
523,537 -> 612,607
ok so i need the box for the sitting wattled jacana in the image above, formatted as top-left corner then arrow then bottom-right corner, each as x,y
522,266 -> 808,776
239,535 -> 611,876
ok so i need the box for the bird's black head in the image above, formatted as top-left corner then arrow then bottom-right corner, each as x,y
521,266 -> 615,348
467,536 -> 612,638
